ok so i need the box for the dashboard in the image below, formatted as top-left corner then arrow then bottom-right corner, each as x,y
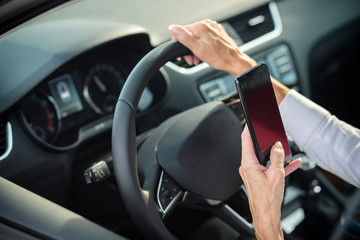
16,39 -> 166,150
10,1 -> 300,152
0,0 -> 360,238
0,0 -> 359,194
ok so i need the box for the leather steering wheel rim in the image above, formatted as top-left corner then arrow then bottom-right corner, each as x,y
112,40 -> 191,240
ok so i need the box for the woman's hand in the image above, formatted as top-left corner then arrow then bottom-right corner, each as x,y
169,19 -> 257,76
169,19 -> 291,105
240,126 -> 301,239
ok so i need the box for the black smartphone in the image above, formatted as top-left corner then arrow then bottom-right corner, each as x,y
235,63 -> 291,166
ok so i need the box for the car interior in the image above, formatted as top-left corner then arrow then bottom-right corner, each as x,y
0,0 -> 360,239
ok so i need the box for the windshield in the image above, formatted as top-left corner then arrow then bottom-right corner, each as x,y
0,0 -> 71,35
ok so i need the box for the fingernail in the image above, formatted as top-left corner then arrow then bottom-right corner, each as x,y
169,25 -> 180,38
275,141 -> 283,148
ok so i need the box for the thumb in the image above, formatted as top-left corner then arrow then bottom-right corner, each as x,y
169,25 -> 198,51
269,141 -> 285,171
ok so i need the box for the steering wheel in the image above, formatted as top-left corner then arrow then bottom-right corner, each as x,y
112,40 -> 252,239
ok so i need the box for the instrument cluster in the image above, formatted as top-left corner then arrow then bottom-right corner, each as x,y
17,47 -> 164,150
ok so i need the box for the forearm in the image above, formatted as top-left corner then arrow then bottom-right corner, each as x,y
253,209 -> 284,240
305,115 -> 360,187
279,90 -> 360,187
249,187 -> 284,240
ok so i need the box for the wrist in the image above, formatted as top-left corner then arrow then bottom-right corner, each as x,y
271,77 -> 290,105
225,49 -> 257,76
253,209 -> 283,240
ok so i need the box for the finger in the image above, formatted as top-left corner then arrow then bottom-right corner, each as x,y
241,125 -> 253,154
268,141 -> 285,171
217,22 -> 226,32
184,20 -> 215,39
202,19 -> 237,45
193,56 -> 201,65
183,55 -> 194,65
206,19 -> 224,32
241,125 -> 260,165
203,19 -> 217,28
284,158 -> 302,176
241,125 -> 256,156
169,25 -> 198,51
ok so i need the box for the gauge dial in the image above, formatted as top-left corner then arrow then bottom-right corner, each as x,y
83,63 -> 125,115
19,92 -> 61,143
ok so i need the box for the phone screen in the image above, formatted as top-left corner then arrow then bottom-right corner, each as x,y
235,64 -> 291,166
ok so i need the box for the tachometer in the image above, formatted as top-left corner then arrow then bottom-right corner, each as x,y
83,63 -> 125,115
19,92 -> 61,143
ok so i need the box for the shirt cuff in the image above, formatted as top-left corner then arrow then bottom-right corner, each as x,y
279,89 -> 330,151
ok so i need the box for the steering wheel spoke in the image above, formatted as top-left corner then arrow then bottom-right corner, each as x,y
210,204 -> 255,237
180,189 -> 255,237
156,171 -> 184,219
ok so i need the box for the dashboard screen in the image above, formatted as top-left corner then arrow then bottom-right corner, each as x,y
49,74 -> 83,118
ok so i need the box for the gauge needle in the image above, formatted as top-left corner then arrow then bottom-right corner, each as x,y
94,75 -> 107,92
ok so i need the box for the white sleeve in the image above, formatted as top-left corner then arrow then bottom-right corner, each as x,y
279,89 -> 360,188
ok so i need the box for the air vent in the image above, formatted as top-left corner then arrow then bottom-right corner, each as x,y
227,4 -> 275,44
0,117 -> 7,156
0,116 -> 12,161
199,78 -> 231,102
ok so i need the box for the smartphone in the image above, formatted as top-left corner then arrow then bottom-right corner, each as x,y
235,63 -> 291,166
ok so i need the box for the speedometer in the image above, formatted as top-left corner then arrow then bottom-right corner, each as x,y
19,92 -> 61,144
83,63 -> 125,115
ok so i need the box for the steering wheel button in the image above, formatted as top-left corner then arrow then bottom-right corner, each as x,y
162,188 -> 171,198
157,171 -> 184,216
